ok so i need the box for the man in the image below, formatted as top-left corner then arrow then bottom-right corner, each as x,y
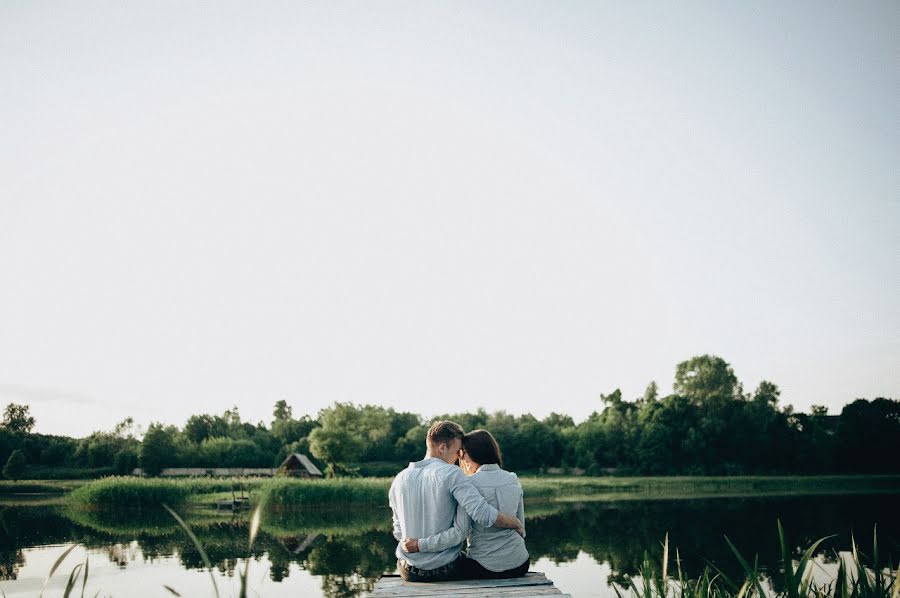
388,420 -> 524,582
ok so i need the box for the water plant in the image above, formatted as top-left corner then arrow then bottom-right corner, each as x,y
56,475 -> 900,512
65,476 -> 269,510
613,520 -> 898,598
258,476 -> 391,509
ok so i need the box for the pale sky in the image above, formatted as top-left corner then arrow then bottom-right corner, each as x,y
1,2 -> 897,438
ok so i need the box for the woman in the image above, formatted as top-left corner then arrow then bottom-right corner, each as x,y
408,429 -> 529,579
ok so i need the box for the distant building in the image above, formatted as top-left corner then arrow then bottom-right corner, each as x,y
279,453 -> 323,478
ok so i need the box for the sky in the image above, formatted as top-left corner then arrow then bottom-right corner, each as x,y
0,2 -> 897,438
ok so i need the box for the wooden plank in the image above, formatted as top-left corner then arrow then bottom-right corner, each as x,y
374,595 -> 569,598
372,583 -> 558,593
372,586 -> 560,594
373,578 -> 553,591
377,572 -> 546,580
374,577 -> 551,588
370,571 -> 565,596
372,588 -> 565,597
373,592 -> 569,598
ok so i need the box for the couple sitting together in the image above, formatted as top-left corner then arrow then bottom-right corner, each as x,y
389,421 -> 529,582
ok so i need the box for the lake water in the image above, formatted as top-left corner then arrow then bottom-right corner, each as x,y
1,492 -> 897,597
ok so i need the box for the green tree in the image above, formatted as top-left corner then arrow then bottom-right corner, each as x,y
73,418 -> 142,469
273,400 -> 293,421
752,381 -> 781,408
3,449 -> 26,481
641,381 -> 659,405
184,414 -> 228,444
140,423 -> 180,476
309,404 -> 367,475
836,397 -> 900,473
272,416 -> 316,445
197,437 -> 267,467
673,355 -> 740,406
2,404 -> 35,434
114,446 -> 139,474
395,425 -> 427,463
113,417 -> 139,438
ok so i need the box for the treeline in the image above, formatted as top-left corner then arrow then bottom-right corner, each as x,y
0,403 -> 318,478
1,355 -> 898,478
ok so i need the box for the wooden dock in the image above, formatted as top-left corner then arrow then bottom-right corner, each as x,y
370,572 -> 571,597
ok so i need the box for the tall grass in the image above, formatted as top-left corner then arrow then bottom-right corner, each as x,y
258,477 -> 391,510
46,474 -> 900,510
258,475 -> 900,510
614,520 -> 898,598
65,476 -> 269,509
68,477 -> 193,510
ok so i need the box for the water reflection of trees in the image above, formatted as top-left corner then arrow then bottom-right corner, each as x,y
1,494 -> 897,597
524,494 -> 898,591
0,505 -> 79,581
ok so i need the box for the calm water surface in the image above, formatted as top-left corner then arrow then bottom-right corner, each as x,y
1,493 -> 897,597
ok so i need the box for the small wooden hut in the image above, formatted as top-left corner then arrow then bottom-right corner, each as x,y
279,453 -> 323,478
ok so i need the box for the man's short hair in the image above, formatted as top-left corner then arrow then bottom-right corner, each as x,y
426,420 -> 464,448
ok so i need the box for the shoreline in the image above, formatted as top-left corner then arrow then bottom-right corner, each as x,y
4,474 -> 891,510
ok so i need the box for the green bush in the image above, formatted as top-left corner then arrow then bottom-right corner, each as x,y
3,449 -> 26,481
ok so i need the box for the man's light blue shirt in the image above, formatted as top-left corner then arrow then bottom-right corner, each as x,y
389,457 -> 500,570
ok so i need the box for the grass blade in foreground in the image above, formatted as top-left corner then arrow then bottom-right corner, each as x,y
162,503 -> 220,598
81,556 -> 89,598
239,505 -> 263,598
62,563 -> 83,598
725,534 -> 766,598
39,543 -> 79,598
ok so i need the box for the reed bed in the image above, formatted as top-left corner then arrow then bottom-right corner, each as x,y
614,520 -> 898,598
259,477 -> 391,510
60,474 -> 900,510
66,476 -> 271,509
67,477 -> 193,510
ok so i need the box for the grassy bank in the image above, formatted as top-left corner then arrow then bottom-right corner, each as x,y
58,474 -> 900,510
68,477 -> 193,510
518,474 -> 900,501
260,474 -> 900,511
0,479 -> 86,494
259,477 -> 390,510
66,476 -> 270,510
